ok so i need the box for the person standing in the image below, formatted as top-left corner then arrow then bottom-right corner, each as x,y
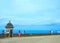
50,30 -> 53,35
2,30 -> 5,38
18,30 -> 21,37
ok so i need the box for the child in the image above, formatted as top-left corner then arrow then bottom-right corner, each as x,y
18,30 -> 21,37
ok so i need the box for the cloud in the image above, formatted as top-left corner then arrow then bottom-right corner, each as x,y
0,15 -> 60,25
0,0 -> 60,25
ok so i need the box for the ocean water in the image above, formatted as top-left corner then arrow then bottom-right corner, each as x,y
0,24 -> 60,34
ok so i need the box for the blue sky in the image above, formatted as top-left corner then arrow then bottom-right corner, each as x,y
0,0 -> 60,25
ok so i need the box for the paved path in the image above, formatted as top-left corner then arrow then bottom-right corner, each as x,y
0,35 -> 60,43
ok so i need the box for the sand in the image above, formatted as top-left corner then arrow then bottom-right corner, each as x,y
0,35 -> 60,43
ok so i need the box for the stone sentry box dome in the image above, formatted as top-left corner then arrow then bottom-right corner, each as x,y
5,21 -> 14,37
6,21 -> 14,28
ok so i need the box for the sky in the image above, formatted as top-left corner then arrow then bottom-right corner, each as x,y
0,0 -> 60,25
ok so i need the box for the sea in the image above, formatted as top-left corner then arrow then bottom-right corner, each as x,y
0,24 -> 60,34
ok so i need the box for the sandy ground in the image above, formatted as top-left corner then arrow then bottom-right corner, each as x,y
0,35 -> 60,43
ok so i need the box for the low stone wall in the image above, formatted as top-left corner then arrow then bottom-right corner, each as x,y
0,34 -> 60,38
0,34 -> 2,38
